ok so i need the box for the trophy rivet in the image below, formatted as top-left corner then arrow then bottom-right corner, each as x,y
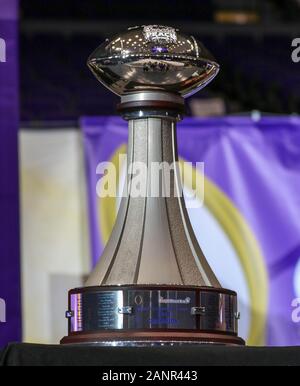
117,306 -> 133,315
65,310 -> 74,319
234,312 -> 241,320
191,306 -> 206,316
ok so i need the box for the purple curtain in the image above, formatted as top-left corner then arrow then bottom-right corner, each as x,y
81,115 -> 300,346
0,0 -> 21,347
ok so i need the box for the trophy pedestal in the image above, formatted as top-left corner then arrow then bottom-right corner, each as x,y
61,285 -> 244,346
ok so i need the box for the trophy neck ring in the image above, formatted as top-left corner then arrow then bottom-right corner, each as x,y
117,91 -> 185,120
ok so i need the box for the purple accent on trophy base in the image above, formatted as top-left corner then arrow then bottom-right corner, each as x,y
70,293 -> 82,333
0,0 -> 21,348
81,115 -> 300,346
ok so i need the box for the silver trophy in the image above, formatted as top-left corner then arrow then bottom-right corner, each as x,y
61,25 -> 244,346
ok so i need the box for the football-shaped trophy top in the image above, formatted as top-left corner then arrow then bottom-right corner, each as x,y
87,25 -> 219,97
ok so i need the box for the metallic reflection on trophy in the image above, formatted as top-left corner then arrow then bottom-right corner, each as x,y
61,25 -> 244,346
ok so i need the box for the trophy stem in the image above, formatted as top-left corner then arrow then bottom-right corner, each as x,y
86,93 -> 220,287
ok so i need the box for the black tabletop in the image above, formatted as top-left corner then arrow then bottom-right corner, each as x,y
0,343 -> 300,366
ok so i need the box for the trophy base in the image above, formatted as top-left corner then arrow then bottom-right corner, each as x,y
61,285 -> 245,346
61,332 -> 244,346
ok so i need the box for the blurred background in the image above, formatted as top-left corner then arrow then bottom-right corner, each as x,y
0,0 -> 300,348
20,0 -> 300,121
